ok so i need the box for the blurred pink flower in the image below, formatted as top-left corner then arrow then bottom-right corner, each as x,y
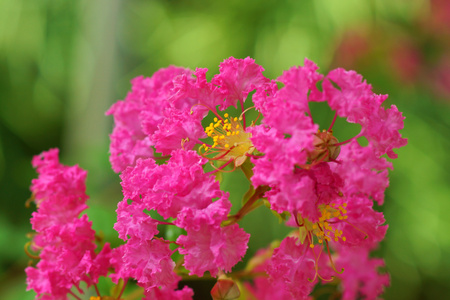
26,149 -> 111,299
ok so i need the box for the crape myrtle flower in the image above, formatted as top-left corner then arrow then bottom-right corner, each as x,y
113,149 -> 250,291
25,57 -> 405,298
245,59 -> 405,297
108,58 -> 267,295
105,57 -> 406,298
25,149 -> 112,300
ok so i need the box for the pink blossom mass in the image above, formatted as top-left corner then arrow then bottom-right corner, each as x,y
26,57 -> 406,299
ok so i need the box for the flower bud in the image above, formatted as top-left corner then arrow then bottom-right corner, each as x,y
308,130 -> 341,163
211,278 -> 241,300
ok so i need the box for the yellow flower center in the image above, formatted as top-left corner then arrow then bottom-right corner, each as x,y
202,113 -> 254,166
299,202 -> 348,248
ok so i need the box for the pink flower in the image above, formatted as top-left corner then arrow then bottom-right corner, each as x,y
114,200 -> 159,241
120,149 -> 222,219
26,149 -> 111,299
265,237 -> 332,299
331,140 -> 392,205
175,197 -> 250,277
322,68 -> 407,158
212,57 -> 270,109
152,108 -> 206,155
177,222 -> 249,277
116,237 -> 179,290
335,247 -> 390,300
106,67 -> 193,172
102,57 -> 406,298
330,196 -> 388,248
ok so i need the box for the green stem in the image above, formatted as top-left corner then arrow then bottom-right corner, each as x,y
223,185 -> 270,226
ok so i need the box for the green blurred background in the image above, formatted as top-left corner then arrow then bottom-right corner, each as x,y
1,0 -> 449,299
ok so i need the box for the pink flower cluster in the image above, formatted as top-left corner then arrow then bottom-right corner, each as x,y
112,149 -> 249,296
26,57 -> 406,299
25,149 -> 112,300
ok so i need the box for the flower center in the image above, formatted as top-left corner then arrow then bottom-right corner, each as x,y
202,113 -> 254,167
299,202 -> 348,248
308,129 -> 341,163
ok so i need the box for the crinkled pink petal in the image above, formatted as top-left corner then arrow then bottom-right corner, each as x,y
27,149 -> 111,298
120,237 -> 178,290
175,196 -> 231,229
333,196 -> 388,247
87,243 -> 112,285
269,173 -> 319,220
266,237 -> 332,299
107,67 -> 193,173
120,150 -> 221,219
322,68 -> 381,124
26,266 -> 70,298
332,140 -> 392,205
108,126 -> 154,173
171,67 -> 223,112
335,247 -> 390,300
245,275 -> 300,300
322,68 -> 407,158
177,223 -> 249,277
248,126 -> 314,187
31,149 -> 88,206
176,199 -> 249,277
365,104 -> 408,158
212,57 -> 270,109
109,245 -> 127,284
152,108 -> 206,155
143,285 -> 194,300
252,79 -> 279,116
115,200 -> 159,241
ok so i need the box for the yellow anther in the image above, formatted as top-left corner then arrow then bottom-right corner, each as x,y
227,132 -> 231,136
214,117 -> 218,122
224,113 -> 229,118
225,144 -> 229,148
232,131 -> 236,135
310,244 -> 315,248
342,237 -> 346,241
343,203 -> 347,207
236,125 -> 240,129
318,239 -> 323,243
236,131 -> 240,134
234,117 -> 238,121
220,135 -> 225,139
